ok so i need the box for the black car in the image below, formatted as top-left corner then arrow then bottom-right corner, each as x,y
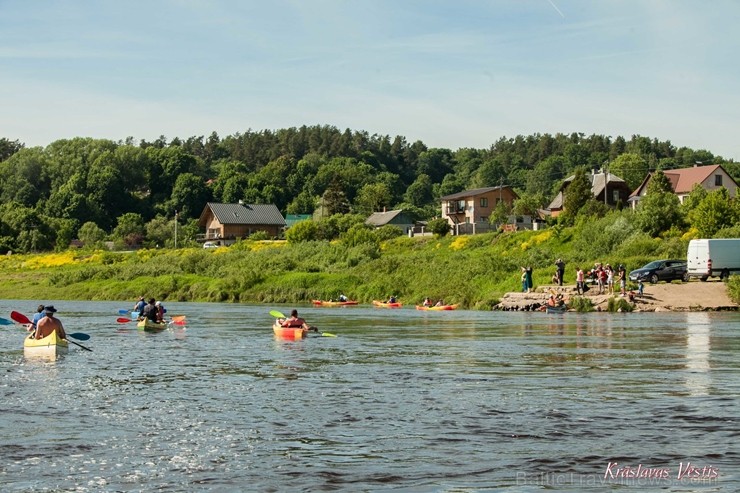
628,259 -> 689,284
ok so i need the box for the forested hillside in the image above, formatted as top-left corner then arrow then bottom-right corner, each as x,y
0,128 -> 738,254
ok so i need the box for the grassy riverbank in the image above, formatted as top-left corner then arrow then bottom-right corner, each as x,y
2,226 -> 738,308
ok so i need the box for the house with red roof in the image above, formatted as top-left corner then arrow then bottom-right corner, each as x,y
628,164 -> 738,209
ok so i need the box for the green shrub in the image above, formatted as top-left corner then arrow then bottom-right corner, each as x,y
568,296 -> 592,312
428,218 -> 451,237
727,276 -> 740,304
606,296 -> 633,312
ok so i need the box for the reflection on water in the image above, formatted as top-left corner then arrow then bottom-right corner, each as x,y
0,300 -> 737,492
685,312 -> 711,396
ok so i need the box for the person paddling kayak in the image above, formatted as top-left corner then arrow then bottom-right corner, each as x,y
279,309 -> 311,330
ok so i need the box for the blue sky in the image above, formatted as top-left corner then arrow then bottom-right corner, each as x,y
2,0 -> 739,160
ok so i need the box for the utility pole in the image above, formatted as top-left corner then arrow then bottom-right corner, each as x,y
603,162 -> 609,206
174,210 -> 178,249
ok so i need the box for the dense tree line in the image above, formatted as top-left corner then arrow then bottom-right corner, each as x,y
0,129 -> 737,253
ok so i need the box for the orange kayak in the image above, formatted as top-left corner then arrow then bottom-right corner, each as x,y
273,323 -> 307,340
415,304 -> 458,311
372,300 -> 402,308
312,300 -> 359,306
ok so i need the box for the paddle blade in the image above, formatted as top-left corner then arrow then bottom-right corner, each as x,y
321,332 -> 337,337
10,311 -> 31,325
170,315 -> 186,322
118,309 -> 129,315
117,317 -> 132,323
170,319 -> 187,326
0,317 -> 14,325
67,332 -> 90,341
269,310 -> 285,319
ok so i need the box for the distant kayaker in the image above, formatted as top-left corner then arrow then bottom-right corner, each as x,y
133,296 -> 146,314
422,297 -> 432,307
280,309 -> 310,329
34,306 -> 66,340
338,294 -> 348,302
434,300 -> 444,307
155,301 -> 166,322
141,298 -> 159,322
387,295 -> 397,303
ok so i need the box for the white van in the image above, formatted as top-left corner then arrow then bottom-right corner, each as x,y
203,241 -> 219,249
687,238 -> 740,281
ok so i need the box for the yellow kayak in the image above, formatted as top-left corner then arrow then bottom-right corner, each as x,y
137,319 -> 169,331
24,330 -> 68,357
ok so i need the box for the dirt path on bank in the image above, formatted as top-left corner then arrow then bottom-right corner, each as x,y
497,278 -> 737,311
629,278 -> 735,310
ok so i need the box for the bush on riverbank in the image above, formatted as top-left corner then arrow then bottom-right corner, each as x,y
1,210 -> 738,308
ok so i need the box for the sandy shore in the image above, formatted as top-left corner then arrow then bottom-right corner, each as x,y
496,278 -> 737,311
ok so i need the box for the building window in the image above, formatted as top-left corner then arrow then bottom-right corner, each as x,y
457,200 -> 465,212
715,175 -> 723,186
613,190 -> 620,202
480,197 -> 489,208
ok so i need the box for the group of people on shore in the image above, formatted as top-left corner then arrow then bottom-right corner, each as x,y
133,296 -> 167,323
575,263 -> 627,296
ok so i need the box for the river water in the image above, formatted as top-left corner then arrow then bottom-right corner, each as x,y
0,300 -> 737,492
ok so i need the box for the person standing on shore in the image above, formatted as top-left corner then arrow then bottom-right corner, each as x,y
555,258 -> 565,286
525,266 -> 533,293
576,267 -> 585,295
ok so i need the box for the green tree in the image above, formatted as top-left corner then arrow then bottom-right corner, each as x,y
635,170 -> 684,236
340,223 -> 378,247
691,188 -> 737,237
323,178 -> 351,215
78,221 -> 107,247
285,220 -> 318,243
145,214 -> 176,248
609,153 -> 649,190
113,213 -> 145,247
428,218 -> 451,237
403,174 -> 433,207
355,182 -> 391,215
167,173 -> 211,219
489,200 -> 510,228
0,138 -> 24,161
561,168 -> 592,222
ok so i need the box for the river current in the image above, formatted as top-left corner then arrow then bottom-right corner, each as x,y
0,300 -> 737,492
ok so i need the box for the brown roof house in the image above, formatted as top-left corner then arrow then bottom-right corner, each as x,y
365,209 -> 415,235
198,202 -> 286,245
440,186 -> 518,235
548,170 -> 631,218
628,164 -> 738,209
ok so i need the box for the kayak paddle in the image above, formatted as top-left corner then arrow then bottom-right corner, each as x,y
0,317 -> 14,325
67,332 -> 91,341
68,339 -> 92,351
11,311 -> 32,325
269,310 -> 285,319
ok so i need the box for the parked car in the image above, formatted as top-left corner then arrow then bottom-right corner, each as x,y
629,259 -> 689,284
203,241 -> 219,249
